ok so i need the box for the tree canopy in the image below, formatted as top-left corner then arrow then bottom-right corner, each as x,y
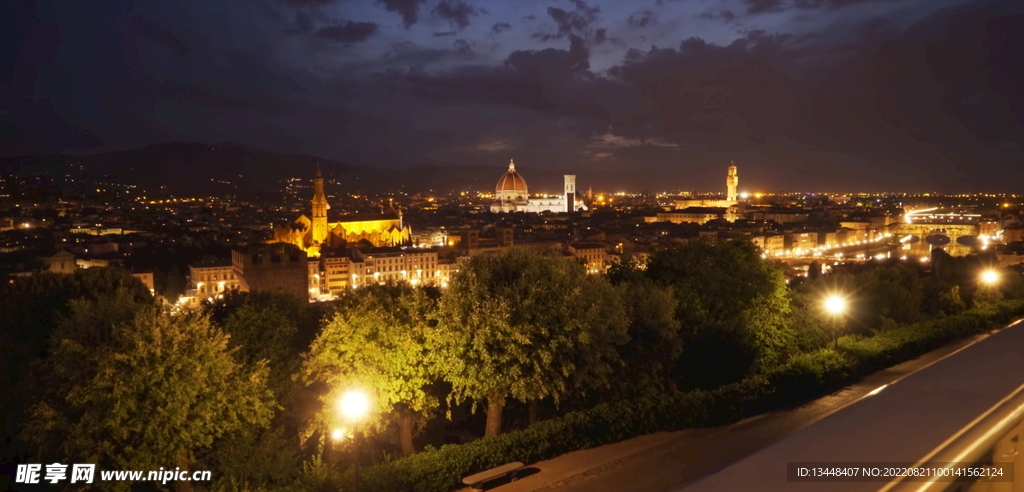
431,249 -> 628,435
302,284 -> 438,456
23,294 -> 273,491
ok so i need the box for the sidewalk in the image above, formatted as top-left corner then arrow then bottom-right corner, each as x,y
473,419 -> 763,492
455,429 -> 693,492
454,328 -> 998,492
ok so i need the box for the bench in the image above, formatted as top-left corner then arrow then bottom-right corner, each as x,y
462,461 -> 525,491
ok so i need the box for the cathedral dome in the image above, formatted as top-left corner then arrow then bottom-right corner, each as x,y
496,159 -> 528,196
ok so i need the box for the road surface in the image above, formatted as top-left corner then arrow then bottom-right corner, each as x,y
529,319 -> 1024,492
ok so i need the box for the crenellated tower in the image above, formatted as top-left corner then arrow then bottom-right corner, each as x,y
726,161 -> 738,202
311,163 -> 329,245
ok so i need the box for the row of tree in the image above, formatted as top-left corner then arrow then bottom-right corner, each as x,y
3,241 -> 1019,492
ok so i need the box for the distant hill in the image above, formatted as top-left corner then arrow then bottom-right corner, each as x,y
0,142 -> 636,196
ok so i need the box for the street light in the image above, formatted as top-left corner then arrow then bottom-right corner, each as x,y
823,294 -> 848,350
980,269 -> 1000,286
339,390 -> 370,422
338,389 -> 370,492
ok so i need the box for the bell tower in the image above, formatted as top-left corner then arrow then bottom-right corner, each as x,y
564,174 -> 576,213
311,163 -> 329,245
726,162 -> 738,202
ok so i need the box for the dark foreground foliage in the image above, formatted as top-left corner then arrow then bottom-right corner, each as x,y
316,300 -> 1024,492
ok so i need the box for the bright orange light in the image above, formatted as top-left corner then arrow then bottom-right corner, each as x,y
331,428 -> 347,441
338,390 -> 370,422
980,269 -> 1000,286
823,295 -> 848,316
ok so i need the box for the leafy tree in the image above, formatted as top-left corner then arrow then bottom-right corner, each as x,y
199,291 -> 314,491
853,264 -> 923,326
614,281 -> 683,396
923,278 -> 961,316
431,249 -> 628,436
785,278 -> 840,352
0,269 -> 151,463
211,295 -> 301,397
973,283 -> 1004,310
645,239 -> 793,381
302,284 -> 437,456
606,253 -> 648,286
22,293 -> 273,492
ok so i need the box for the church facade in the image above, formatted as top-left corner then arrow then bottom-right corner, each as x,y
490,160 -> 588,213
272,165 -> 411,257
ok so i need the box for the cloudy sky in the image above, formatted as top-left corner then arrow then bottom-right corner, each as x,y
2,0 -> 1022,192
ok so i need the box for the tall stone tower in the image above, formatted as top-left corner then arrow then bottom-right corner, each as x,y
726,162 -> 738,202
311,163 -> 329,245
564,174 -> 576,213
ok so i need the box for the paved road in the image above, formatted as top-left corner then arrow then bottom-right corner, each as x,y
527,319 -> 1023,492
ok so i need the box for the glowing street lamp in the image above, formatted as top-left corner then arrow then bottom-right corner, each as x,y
980,269 -> 1000,286
338,390 -> 370,422
823,294 -> 849,350
337,389 -> 371,492
331,427 -> 346,441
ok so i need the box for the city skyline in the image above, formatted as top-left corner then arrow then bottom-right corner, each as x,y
2,0 -> 1022,193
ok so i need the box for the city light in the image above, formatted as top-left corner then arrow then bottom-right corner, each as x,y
823,295 -> 848,316
980,269 -> 1000,286
331,428 -> 347,441
338,390 -> 370,422
823,293 -> 849,350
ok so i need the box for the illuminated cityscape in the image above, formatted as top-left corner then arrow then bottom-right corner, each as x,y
2,0 -> 1023,491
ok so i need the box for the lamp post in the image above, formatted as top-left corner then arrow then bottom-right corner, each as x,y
823,294 -> 848,350
338,390 -> 370,492
980,269 -> 1000,287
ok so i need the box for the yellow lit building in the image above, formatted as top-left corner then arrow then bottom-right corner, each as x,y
188,260 -> 239,298
568,243 -> 607,274
347,247 -> 443,288
308,246 -> 458,294
273,165 -> 412,256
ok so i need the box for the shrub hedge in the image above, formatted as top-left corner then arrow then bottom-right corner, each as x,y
347,300 -> 1024,492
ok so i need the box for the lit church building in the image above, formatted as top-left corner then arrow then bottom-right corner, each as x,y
272,165 -> 411,257
490,160 -> 588,213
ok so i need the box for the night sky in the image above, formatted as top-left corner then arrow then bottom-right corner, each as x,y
2,0 -> 1022,192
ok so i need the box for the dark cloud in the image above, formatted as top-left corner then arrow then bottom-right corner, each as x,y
507,34 -> 590,80
794,0 -> 888,8
378,0 -> 425,28
453,39 -> 473,54
433,31 -> 457,37
127,18 -> 191,57
492,22 -> 512,34
4,0 -> 1023,192
315,22 -> 378,43
604,32 -> 810,142
394,36 -> 599,120
745,0 -> 786,14
627,10 -> 655,28
748,0 -> 894,13
700,10 -> 736,23
432,0 -> 478,30
279,0 -> 337,5
283,11 -> 314,34
536,0 -> 600,41
384,1 -> 1023,190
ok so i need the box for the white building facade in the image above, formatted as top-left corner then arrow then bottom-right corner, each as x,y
490,160 -> 587,213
